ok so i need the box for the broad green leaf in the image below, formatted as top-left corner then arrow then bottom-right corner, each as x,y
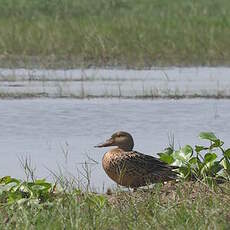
221,158 -> 230,172
31,184 -> 46,191
35,179 -> 46,184
179,166 -> 191,179
195,145 -> 208,153
34,182 -> 52,190
19,184 -> 32,196
7,192 -> 23,204
27,181 -> 52,191
172,150 -> 185,162
210,139 -> 224,148
189,157 -> 197,164
159,153 -> 174,164
171,159 -> 183,167
172,145 -> 193,163
0,176 -> 20,185
209,162 -> 223,175
157,147 -> 173,157
10,183 -> 22,192
221,159 -> 227,169
224,148 -> 230,158
163,147 -> 174,155
0,176 -> 11,184
182,145 -> 193,155
199,132 -> 218,141
204,153 -> 217,163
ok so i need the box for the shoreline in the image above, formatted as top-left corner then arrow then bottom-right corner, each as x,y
1,55 -> 230,70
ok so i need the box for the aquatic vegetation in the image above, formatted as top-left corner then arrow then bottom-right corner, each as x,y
0,176 -> 56,204
158,132 -> 230,184
1,67 -> 230,99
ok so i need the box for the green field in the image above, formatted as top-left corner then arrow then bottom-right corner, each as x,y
0,0 -> 230,68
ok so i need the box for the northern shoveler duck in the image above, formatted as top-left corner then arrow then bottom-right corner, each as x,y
95,131 -> 178,188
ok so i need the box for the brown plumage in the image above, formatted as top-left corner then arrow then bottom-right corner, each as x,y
95,131 -> 178,188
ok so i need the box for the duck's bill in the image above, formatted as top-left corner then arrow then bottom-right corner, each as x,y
94,138 -> 113,148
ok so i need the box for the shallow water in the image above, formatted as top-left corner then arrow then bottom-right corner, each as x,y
0,98 -> 230,191
1,67 -> 230,98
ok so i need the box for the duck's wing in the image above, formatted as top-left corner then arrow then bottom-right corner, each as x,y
120,151 -> 177,178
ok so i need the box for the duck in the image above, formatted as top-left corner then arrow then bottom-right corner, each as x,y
95,131 -> 178,188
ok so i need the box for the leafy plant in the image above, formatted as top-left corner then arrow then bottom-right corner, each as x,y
158,132 -> 230,183
0,176 -> 56,204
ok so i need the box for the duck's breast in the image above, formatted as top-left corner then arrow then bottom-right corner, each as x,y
102,149 -> 139,187
102,150 -> 120,181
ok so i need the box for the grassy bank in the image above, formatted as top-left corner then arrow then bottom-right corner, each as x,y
0,0 -> 230,68
0,182 -> 229,229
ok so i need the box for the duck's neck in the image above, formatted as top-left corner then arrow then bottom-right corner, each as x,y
118,142 -> 134,152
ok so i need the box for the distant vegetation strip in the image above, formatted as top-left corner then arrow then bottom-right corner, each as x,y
2,93 -> 230,100
0,0 -> 230,68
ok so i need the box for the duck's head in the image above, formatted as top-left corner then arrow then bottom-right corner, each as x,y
95,131 -> 134,151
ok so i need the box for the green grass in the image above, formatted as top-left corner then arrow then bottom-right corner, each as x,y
0,0 -> 230,68
0,182 -> 230,229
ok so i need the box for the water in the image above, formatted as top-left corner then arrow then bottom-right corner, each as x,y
0,98 -> 230,191
1,67 -> 230,98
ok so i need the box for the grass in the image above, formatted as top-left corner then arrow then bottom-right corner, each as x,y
0,181 -> 230,229
0,0 -> 230,68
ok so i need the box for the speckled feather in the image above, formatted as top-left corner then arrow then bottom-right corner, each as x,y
102,148 -> 178,188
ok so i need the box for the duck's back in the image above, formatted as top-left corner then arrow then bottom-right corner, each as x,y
102,148 -> 177,188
